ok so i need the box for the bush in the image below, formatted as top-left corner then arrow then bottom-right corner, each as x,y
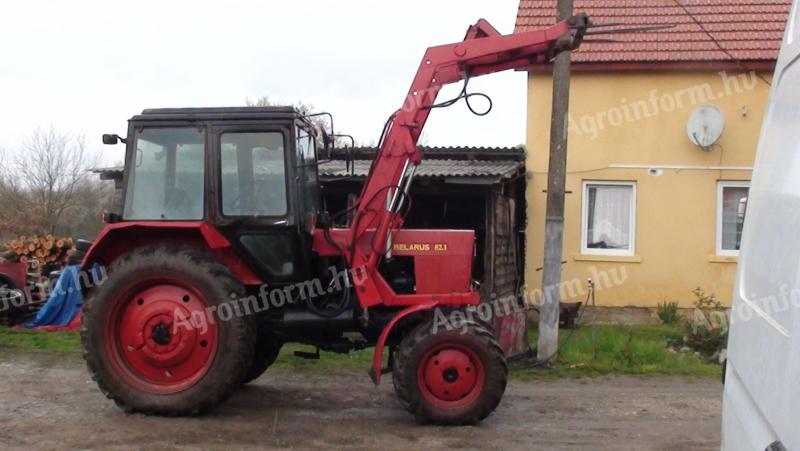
656,301 -> 680,324
683,287 -> 728,357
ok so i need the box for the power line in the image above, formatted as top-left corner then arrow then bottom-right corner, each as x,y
671,0 -> 773,86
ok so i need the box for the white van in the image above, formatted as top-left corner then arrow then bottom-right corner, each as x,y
721,2 -> 800,450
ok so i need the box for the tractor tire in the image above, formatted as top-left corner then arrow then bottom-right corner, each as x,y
80,245 -> 255,416
242,331 -> 282,384
392,316 -> 507,425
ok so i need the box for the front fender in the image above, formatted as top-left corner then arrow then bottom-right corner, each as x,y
369,301 -> 437,385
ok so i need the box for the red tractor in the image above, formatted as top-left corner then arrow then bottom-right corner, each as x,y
80,15 -> 589,424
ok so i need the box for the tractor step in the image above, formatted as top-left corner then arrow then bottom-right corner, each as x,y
293,347 -> 320,360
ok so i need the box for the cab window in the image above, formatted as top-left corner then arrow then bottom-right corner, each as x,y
296,127 -> 319,217
123,127 -> 205,220
220,131 -> 287,216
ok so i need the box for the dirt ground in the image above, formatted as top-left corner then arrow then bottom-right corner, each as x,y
0,355 -> 721,450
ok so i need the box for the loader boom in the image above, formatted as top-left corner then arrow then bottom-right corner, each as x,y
314,14 -> 589,307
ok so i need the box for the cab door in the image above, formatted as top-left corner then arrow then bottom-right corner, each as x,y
210,124 -> 304,283
294,124 -> 321,237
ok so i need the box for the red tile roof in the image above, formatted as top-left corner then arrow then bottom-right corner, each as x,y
515,0 -> 792,69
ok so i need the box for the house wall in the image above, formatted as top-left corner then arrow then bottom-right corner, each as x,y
525,70 -> 772,307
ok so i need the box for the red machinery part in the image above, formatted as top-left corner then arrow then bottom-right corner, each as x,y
0,261 -> 27,290
82,221 -> 262,286
313,15 -> 587,308
418,343 -> 485,409
370,302 -> 437,385
105,280 -> 217,394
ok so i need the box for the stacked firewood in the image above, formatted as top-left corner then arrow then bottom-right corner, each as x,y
2,235 -> 74,270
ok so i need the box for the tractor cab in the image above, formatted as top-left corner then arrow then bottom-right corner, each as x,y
110,107 -> 323,283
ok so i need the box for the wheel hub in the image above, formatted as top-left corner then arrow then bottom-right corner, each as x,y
108,283 -> 217,394
442,367 -> 459,383
420,347 -> 482,404
151,323 -> 172,346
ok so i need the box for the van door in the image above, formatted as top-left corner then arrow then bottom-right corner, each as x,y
722,2 -> 800,450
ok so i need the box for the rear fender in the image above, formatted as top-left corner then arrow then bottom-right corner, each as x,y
369,301 -> 437,385
81,221 -> 262,285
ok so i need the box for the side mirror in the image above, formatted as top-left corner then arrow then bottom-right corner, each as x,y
102,134 -> 126,145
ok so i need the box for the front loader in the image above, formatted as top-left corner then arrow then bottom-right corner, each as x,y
80,15 -> 590,424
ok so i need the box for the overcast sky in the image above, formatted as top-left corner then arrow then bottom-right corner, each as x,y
0,0 -> 528,166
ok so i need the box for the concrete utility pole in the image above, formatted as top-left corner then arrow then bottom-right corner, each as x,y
537,0 -> 573,363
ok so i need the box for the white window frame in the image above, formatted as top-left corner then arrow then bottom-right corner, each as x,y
580,181 -> 637,256
716,181 -> 750,257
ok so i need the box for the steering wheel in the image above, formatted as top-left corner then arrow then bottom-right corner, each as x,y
230,179 -> 275,214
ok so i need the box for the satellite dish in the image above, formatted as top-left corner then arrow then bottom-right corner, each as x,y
686,104 -> 725,151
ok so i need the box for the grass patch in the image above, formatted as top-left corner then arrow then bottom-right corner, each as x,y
272,343 -> 373,371
0,327 -> 81,361
0,323 -> 720,379
517,324 -> 721,379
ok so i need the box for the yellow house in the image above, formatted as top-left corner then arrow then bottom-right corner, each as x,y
516,1 -> 790,307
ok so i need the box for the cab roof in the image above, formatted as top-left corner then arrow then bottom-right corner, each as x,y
132,106 -> 301,122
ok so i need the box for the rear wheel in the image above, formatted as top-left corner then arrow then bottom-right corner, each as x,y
392,316 -> 507,425
81,245 -> 255,415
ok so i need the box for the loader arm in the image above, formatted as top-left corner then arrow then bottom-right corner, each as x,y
314,14 -> 589,307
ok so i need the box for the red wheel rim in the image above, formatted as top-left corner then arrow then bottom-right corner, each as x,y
104,278 -> 217,394
417,343 -> 485,409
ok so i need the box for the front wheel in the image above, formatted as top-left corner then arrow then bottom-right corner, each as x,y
81,245 -> 255,416
392,316 -> 507,425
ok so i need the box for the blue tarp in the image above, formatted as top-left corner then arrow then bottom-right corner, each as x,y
24,265 -> 84,329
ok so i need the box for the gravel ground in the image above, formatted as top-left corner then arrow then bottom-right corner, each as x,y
0,355 -> 722,450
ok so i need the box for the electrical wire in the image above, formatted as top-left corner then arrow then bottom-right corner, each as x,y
514,281 -> 595,368
671,0 -> 772,86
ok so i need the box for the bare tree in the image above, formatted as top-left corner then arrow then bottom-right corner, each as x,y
0,127 -> 100,237
247,96 -> 319,125
245,96 -> 359,148
0,150 -> 47,238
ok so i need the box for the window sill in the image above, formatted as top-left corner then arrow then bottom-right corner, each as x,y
708,255 -> 738,263
573,253 -> 642,263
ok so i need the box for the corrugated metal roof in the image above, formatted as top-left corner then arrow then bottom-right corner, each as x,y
92,146 -> 526,181
91,166 -> 124,174
319,159 -> 524,180
515,0 -> 791,66
328,145 -> 525,162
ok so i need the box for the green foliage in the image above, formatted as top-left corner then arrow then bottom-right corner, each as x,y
657,301 -> 680,324
0,327 -> 81,356
272,343 -> 373,371
683,287 -> 728,356
520,324 -> 721,379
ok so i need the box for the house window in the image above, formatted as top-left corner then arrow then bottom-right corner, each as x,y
717,181 -> 749,256
581,181 -> 636,256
